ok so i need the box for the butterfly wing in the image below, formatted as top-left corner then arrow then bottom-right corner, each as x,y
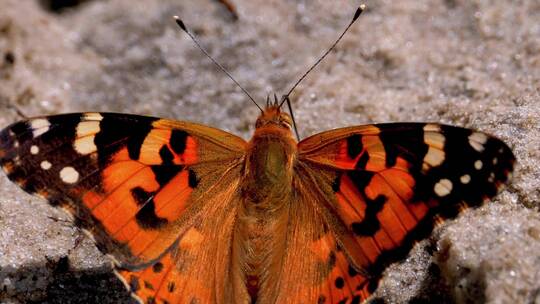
264,166 -> 375,303
278,123 -> 515,303
115,171 -> 249,304
0,113 -> 249,303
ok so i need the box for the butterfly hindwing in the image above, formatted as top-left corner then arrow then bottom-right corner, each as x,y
297,122 -> 515,302
267,165 -> 374,304
116,171 -> 248,304
0,113 -> 247,269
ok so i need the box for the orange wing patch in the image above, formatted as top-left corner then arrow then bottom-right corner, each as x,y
138,128 -> 198,165
80,149 -> 194,260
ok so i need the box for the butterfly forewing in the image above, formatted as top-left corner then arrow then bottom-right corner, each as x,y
296,122 -> 515,302
0,113 -> 246,269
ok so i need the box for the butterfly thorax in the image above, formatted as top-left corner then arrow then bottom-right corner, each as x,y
242,106 -> 296,203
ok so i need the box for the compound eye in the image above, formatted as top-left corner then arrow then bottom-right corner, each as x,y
279,117 -> 292,129
255,118 -> 265,128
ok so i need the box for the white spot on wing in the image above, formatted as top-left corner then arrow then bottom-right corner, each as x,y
74,135 -> 98,155
423,130 -> 445,149
83,113 -> 104,121
74,121 -> 100,155
424,147 -> 445,168
434,178 -> 453,197
30,145 -> 39,155
460,174 -> 471,184
422,125 -> 446,171
60,166 -> 79,184
468,132 -> 488,152
40,160 -> 52,170
474,160 -> 483,170
423,124 -> 441,132
30,119 -> 51,137
76,121 -> 101,137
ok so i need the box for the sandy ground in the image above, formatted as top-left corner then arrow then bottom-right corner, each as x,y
0,0 -> 539,303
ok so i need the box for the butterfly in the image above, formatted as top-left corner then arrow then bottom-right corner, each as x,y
0,104 -> 515,303
0,6 -> 515,304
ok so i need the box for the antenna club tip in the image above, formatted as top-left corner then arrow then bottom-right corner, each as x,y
174,16 -> 187,31
353,4 -> 366,21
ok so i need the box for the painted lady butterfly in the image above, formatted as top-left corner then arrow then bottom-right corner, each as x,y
0,5 -> 514,304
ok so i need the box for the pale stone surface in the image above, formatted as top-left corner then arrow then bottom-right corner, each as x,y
0,0 -> 538,303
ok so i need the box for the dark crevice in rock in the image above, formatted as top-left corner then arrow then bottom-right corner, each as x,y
39,0 -> 94,14
1,260 -> 134,304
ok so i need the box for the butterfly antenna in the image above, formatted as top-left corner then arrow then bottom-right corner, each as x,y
174,16 -> 263,112
283,95 -> 300,140
279,4 -> 366,108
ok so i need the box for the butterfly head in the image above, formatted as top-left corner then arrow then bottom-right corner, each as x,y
255,105 -> 293,132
